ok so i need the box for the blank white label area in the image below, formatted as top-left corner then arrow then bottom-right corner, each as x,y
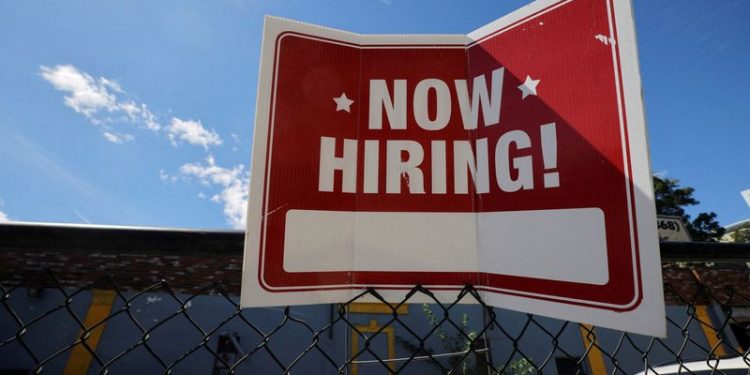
282,208 -> 608,285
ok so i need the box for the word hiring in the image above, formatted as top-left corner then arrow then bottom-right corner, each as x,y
319,68 -> 560,194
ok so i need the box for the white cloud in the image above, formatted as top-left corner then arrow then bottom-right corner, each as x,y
230,133 -> 242,152
0,198 -> 7,222
119,101 -> 160,131
40,64 -> 161,133
73,209 -> 92,224
653,170 -> 669,178
103,132 -> 134,144
179,155 -> 248,229
140,104 -> 160,131
159,169 -> 178,183
41,64 -> 244,226
40,64 -> 117,117
167,118 -> 223,150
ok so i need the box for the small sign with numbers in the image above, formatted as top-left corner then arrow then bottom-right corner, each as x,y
657,216 -> 691,242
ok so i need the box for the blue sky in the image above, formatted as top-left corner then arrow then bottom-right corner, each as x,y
0,0 -> 748,229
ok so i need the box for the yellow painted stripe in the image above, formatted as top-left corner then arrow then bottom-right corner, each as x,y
579,324 -> 607,375
695,305 -> 728,357
351,320 -> 396,375
64,289 -> 116,375
349,302 -> 408,315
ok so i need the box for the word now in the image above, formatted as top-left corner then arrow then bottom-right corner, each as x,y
318,123 -> 559,194
369,68 -> 504,131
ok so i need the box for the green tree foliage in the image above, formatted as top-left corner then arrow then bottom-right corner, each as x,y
653,176 -> 725,242
732,228 -> 750,243
397,304 -> 535,374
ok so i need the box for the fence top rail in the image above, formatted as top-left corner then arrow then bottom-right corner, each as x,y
0,221 -> 244,256
1,221 -> 749,261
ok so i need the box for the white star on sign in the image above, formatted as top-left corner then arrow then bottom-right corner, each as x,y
333,92 -> 354,113
518,75 -> 540,99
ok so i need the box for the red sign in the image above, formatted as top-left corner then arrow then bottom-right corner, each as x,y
243,0 -> 665,336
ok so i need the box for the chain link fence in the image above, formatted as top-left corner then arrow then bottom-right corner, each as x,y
2,223 -> 750,374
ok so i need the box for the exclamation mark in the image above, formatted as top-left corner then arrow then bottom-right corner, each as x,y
540,123 -> 559,188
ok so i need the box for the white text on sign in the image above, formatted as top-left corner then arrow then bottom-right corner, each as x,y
318,68 -> 560,194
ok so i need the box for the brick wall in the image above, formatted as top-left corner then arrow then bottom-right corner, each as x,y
662,262 -> 750,305
3,223 -> 750,304
0,250 -> 244,295
4,248 -> 750,305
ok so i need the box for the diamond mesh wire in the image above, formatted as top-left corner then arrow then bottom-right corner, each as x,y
2,263 -> 750,375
